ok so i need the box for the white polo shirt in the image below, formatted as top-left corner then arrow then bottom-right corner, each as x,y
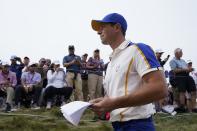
104,40 -> 163,122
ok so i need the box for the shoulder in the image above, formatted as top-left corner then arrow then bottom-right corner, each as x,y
131,42 -> 156,60
35,72 -> 41,77
180,59 -> 187,63
21,72 -> 28,78
47,70 -> 53,74
132,43 -> 153,52
22,72 -> 28,75
63,55 -> 69,59
130,42 -> 161,69
170,58 -> 176,63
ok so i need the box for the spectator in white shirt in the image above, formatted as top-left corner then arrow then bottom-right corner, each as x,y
44,60 -> 73,109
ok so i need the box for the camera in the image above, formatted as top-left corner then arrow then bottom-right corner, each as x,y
15,57 -> 20,61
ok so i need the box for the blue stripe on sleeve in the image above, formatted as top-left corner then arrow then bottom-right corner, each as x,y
135,43 -> 161,68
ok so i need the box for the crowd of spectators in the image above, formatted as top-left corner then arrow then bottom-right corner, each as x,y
0,46 -> 197,115
0,45 -> 106,112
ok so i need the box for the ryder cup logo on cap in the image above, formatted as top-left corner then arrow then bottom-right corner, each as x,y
91,13 -> 127,33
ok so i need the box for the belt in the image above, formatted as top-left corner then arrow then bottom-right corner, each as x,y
112,116 -> 153,125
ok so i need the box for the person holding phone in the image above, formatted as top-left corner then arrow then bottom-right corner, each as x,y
155,49 -> 170,67
9,55 -> 24,85
44,60 -> 73,109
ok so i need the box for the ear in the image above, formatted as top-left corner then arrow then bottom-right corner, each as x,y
114,23 -> 122,33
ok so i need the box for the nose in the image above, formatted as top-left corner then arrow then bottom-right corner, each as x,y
97,28 -> 102,35
97,31 -> 101,35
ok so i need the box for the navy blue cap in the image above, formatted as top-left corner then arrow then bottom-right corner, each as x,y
91,13 -> 127,33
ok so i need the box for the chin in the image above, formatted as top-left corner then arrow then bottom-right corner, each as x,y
101,40 -> 109,45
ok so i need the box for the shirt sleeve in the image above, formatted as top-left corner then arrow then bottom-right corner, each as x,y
62,56 -> 68,65
169,60 -> 177,70
133,43 -> 162,77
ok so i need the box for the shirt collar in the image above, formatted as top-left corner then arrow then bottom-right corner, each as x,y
109,40 -> 131,58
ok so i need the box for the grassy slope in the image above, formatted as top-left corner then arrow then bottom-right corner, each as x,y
0,108 -> 197,131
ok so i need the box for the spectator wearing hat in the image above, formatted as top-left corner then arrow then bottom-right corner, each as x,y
44,60 -> 73,109
170,48 -> 197,113
0,62 -> 17,112
63,45 -> 83,101
86,49 -> 104,100
155,49 -> 170,67
9,55 -> 24,85
80,53 -> 89,101
90,13 -> 167,130
15,63 -> 42,109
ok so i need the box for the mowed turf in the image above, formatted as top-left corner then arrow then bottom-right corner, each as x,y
0,108 -> 197,131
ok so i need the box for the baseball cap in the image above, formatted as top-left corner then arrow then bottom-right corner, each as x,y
53,60 -> 60,65
91,13 -> 127,33
10,55 -> 17,60
187,60 -> 192,64
155,49 -> 164,54
1,61 -> 10,67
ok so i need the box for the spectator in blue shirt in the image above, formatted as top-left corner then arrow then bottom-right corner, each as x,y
63,45 -> 83,101
9,55 -> 24,85
169,48 -> 197,113
15,63 -> 42,109
86,49 -> 104,100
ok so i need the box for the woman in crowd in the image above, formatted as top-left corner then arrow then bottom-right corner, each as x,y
44,60 -> 73,109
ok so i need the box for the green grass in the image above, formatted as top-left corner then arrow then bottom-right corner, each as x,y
0,108 -> 197,131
